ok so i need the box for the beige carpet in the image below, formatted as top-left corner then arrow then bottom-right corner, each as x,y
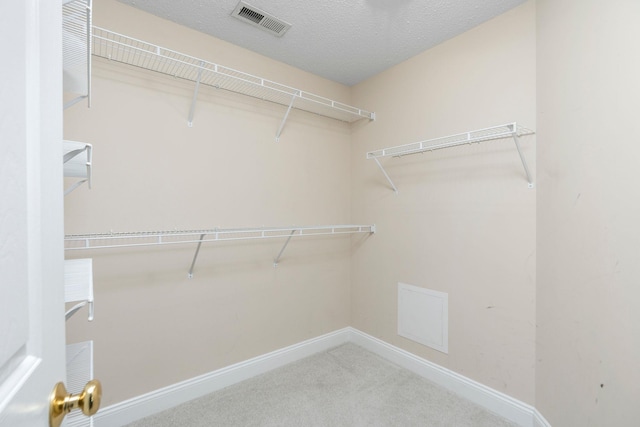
127,343 -> 519,427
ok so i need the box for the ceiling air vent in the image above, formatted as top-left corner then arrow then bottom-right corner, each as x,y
231,1 -> 292,37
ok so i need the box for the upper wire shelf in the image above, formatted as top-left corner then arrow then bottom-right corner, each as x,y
65,224 -> 376,277
366,123 -> 535,192
91,27 -> 375,133
63,0 -> 92,109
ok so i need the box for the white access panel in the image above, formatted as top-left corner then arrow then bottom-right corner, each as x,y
398,282 -> 448,354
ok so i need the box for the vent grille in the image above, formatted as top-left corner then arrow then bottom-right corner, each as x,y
238,6 -> 263,24
231,1 -> 291,37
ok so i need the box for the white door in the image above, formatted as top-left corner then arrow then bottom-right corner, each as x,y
0,0 -> 66,426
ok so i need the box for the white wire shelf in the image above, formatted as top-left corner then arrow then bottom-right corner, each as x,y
63,140 -> 92,196
65,224 -> 376,277
64,258 -> 94,322
91,27 -> 375,136
63,0 -> 92,109
366,122 -> 535,192
63,341 -> 94,427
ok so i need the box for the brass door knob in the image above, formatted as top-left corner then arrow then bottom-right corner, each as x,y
49,379 -> 102,427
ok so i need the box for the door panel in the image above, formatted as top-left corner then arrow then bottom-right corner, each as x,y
0,0 -> 65,426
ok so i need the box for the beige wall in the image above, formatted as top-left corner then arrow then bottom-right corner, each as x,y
350,2 -> 536,404
66,1 -> 640,420
64,0 -> 355,406
536,0 -> 640,425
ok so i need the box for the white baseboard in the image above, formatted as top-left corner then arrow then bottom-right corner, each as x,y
93,328 -> 351,427
347,328 -> 537,427
95,327 -> 548,427
533,408 -> 552,427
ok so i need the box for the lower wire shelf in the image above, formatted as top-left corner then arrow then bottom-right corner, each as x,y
65,224 -> 376,278
64,258 -> 94,321
62,341 -> 94,427
63,141 -> 92,196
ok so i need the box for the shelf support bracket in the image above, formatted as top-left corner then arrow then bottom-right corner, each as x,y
273,229 -> 297,267
511,130 -> 534,188
188,233 -> 206,278
187,61 -> 205,127
64,95 -> 89,110
65,301 -> 87,321
373,157 -> 399,194
63,144 -> 92,196
275,93 -> 298,142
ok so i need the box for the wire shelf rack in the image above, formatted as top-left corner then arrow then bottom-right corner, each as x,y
63,0 -> 92,109
64,259 -> 94,322
367,123 -> 534,158
366,123 -> 535,192
91,27 -> 375,133
64,341 -> 94,426
63,140 -> 92,196
65,225 -> 375,250
65,224 -> 376,277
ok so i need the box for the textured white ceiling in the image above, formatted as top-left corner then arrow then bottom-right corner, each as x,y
117,0 -> 527,86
